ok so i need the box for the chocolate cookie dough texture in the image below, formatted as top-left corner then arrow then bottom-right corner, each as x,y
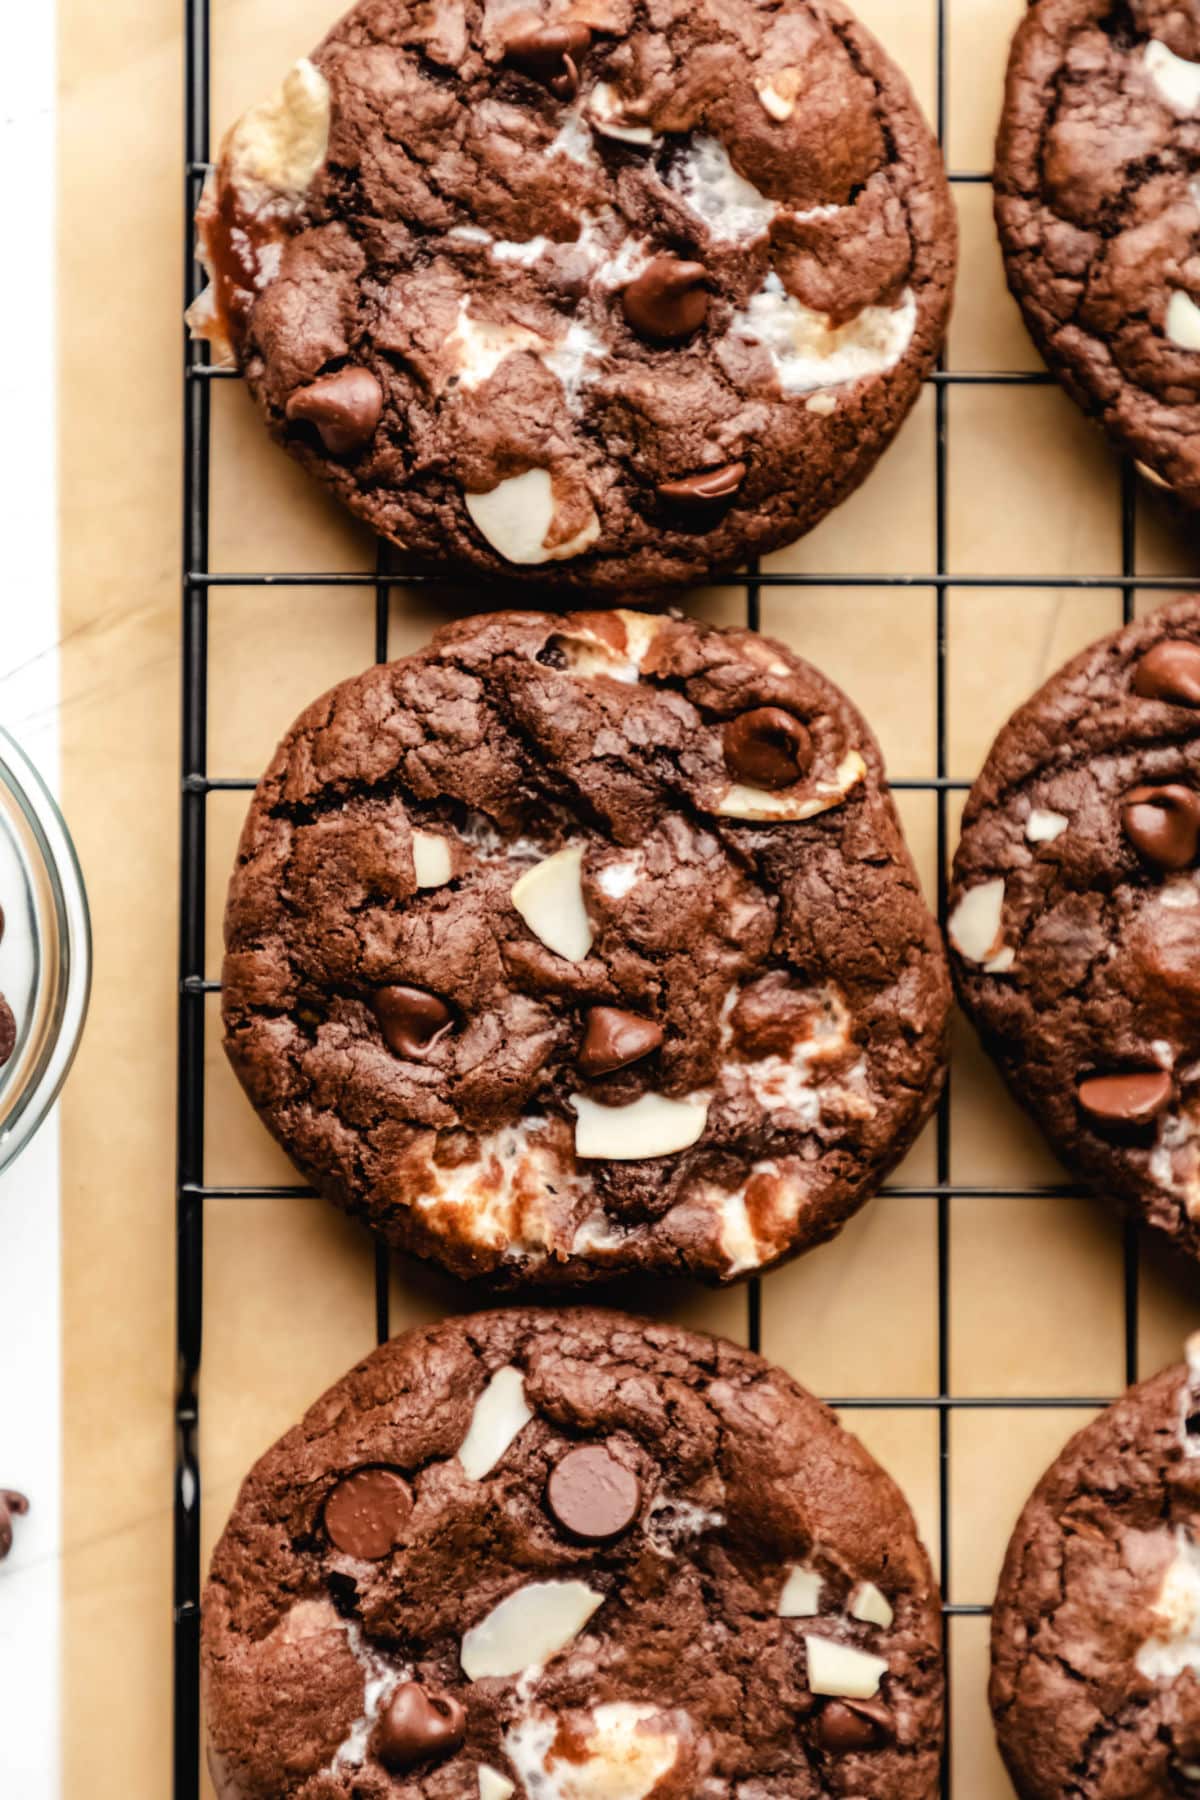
997,2 -> 1200,507
992,1343 -> 1200,1797
948,598 -> 1200,1266
202,1309 -> 946,1797
222,610 -> 949,1287
187,0 -> 956,590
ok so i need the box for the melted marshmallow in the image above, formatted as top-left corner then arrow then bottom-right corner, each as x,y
731,272 -> 917,395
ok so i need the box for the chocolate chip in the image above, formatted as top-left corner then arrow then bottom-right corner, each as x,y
1077,1070 -> 1173,1127
622,256 -> 709,344
657,461 -> 747,506
0,996 -> 15,1068
547,1444 -> 640,1543
1122,783 -> 1200,871
324,1468 -> 413,1560
579,1007 -> 664,1077
503,21 -> 591,100
817,1699 -> 893,1753
371,1682 -> 466,1772
0,1490 -> 29,1563
723,708 -> 813,790
1134,641 -> 1200,708
286,367 -> 383,456
375,985 -> 454,1058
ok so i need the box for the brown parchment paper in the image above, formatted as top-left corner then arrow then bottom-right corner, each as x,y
57,0 -> 1200,1793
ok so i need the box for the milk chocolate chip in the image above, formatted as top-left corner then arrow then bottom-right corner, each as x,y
657,461 -> 747,506
372,1683 -> 466,1772
622,256 -> 709,343
324,1467 -> 413,1560
1121,784 -> 1200,871
547,1444 -> 640,1543
579,1007 -> 664,1077
1134,641 -> 1200,708
0,1490 -> 28,1562
1077,1070 -> 1173,1127
376,985 -> 454,1058
817,1699 -> 893,1753
503,20 -> 591,99
286,367 -> 383,456
723,708 -> 813,790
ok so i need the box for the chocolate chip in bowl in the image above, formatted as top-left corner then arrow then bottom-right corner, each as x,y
0,1489 -> 28,1564
0,729 -> 91,1175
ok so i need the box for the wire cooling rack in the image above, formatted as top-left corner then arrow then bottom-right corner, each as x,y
176,0 -> 1194,1792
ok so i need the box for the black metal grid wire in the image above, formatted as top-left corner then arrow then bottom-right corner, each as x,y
176,1 -> 1185,1792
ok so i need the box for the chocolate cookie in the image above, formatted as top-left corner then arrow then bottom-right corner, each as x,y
996,2 -> 1200,507
992,1343 -> 1200,1797
186,0 -> 955,591
947,597 -> 1200,1265
203,1307 -> 945,1797
222,609 -> 949,1286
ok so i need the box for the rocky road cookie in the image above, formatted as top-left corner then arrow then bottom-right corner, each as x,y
992,1343 -> 1200,1797
203,1307 -> 945,1797
186,0 -> 955,591
222,609 -> 949,1286
997,2 -> 1200,507
948,598 -> 1200,1265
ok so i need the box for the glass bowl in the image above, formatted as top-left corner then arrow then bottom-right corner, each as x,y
0,729 -> 91,1175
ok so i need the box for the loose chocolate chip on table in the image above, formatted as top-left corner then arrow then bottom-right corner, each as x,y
1134,641 -> 1200,708
0,1490 -> 29,1562
1121,784 -> 1200,872
0,996 -> 15,1068
375,985 -> 454,1058
578,1007 -> 664,1077
372,1682 -> 466,1772
1077,1070 -> 1173,1128
723,708 -> 813,790
324,1467 -> 413,1560
657,461 -> 748,506
286,368 -> 383,457
503,20 -> 590,99
817,1699 -> 893,1752
622,256 -> 709,344
547,1443 -> 641,1542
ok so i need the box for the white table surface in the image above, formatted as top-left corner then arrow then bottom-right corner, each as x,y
0,1 -> 61,1789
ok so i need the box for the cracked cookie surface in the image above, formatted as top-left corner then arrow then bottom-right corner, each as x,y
221,609 -> 949,1287
203,1307 -> 945,1798
991,1348 -> 1200,1797
996,0 -> 1200,506
948,597 -> 1200,1267
187,0 -> 955,591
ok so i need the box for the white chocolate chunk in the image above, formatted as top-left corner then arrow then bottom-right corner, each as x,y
731,272 -> 917,395
850,1582 -> 894,1629
805,1635 -> 888,1699
573,1093 -> 708,1160
588,82 -> 656,144
757,69 -> 801,121
506,1702 -> 680,1799
983,945 -> 1016,975
598,859 -> 640,898
1145,39 -> 1200,114
616,610 -> 662,668
1167,290 -> 1200,351
511,846 -> 594,961
806,392 -> 838,416
461,1581 -> 604,1681
1026,808 -> 1068,844
465,469 -> 601,566
412,831 -> 453,888
778,1565 -> 823,1618
717,749 -> 867,821
948,879 -> 1007,965
448,303 -> 547,390
1136,1531 -> 1200,1680
226,58 -> 330,197
479,1766 -> 516,1800
458,1366 -> 533,1481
